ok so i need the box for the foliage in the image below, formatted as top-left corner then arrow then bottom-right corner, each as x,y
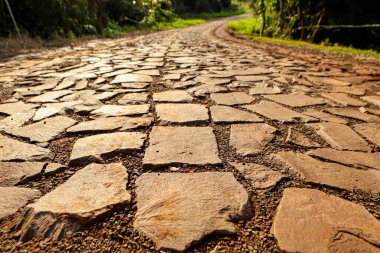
228,17 -> 380,58
250,0 -> 380,50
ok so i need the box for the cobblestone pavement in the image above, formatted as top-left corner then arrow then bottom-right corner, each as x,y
0,16 -> 380,253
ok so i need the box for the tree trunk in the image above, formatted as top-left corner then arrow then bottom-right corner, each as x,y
260,0 -> 266,37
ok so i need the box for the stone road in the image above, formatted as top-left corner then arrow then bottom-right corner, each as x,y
0,15 -> 380,252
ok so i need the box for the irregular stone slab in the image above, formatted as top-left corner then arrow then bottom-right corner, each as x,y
230,124 -> 276,156
28,90 -> 72,103
235,75 -> 270,82
111,74 -> 153,84
67,116 -> 152,133
249,86 -> 281,95
308,148 -> 380,170
310,122 -> 369,151
263,94 -> 325,107
121,83 -> 150,89
272,188 -> 380,253
32,107 -> 60,121
118,93 -> 149,104
134,172 -> 249,251
321,92 -> 367,106
153,90 -> 193,102
15,163 -> 131,241
53,78 -> 75,90
133,69 -> 160,76
6,116 -> 76,144
285,127 -> 321,147
359,107 -> 380,116
353,123 -> 380,146
0,162 -> 65,186
324,108 -> 380,122
163,73 -> 181,80
210,106 -> 263,123
91,104 -> 149,117
210,92 -> 254,105
143,127 -> 221,168
156,104 -> 209,124
303,108 -> 348,124
243,101 -> 317,123
230,162 -> 285,189
361,95 -> 380,107
0,111 -> 35,131
307,76 -> 351,86
0,135 -> 51,162
274,151 -> 380,192
188,84 -> 228,97
0,101 -> 38,116
195,75 -> 230,85
59,90 -> 96,102
0,187 -> 41,220
332,86 -> 366,96
70,132 -> 146,165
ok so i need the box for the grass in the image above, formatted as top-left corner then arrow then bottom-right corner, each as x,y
228,17 -> 380,58
152,19 -> 205,30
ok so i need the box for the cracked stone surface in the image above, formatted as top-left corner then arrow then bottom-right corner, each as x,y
70,132 -> 146,165
230,162 -> 285,189
0,162 -> 65,186
210,105 -> 263,123
210,92 -> 254,105
321,92 -> 367,106
353,123 -> 380,146
230,124 -> 276,156
90,104 -> 150,117
243,101 -> 317,123
263,94 -> 325,107
5,116 -> 76,144
134,172 -> 249,251
0,135 -> 51,161
274,151 -> 380,192
143,127 -> 221,168
156,104 -> 209,124
272,188 -> 380,253
153,90 -> 193,102
14,163 -> 131,241
309,122 -> 370,151
0,187 -> 41,220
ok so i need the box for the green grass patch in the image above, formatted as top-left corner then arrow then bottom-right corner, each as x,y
228,17 -> 380,58
152,19 -> 205,30
180,9 -> 249,20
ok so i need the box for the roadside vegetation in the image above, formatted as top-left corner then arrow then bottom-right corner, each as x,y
228,17 -> 380,58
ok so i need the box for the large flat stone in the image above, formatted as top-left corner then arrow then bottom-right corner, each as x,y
156,104 -> 209,124
230,162 -> 285,189
361,95 -> 380,107
321,92 -> 367,106
243,101 -> 317,123
272,188 -> 380,253
285,127 -> 321,147
14,163 -> 131,241
90,104 -> 150,117
111,74 -> 153,83
28,90 -> 73,103
0,101 -> 38,116
143,126 -> 221,167
308,148 -> 380,170
70,132 -> 146,165
66,116 -> 152,133
263,94 -> 325,107
134,172 -> 249,251
188,84 -> 228,97
249,86 -> 282,95
0,162 -> 65,186
325,108 -> 380,122
210,106 -> 263,123
0,135 -> 51,162
0,187 -> 41,220
210,92 -> 254,105
274,151 -> 380,192
153,90 -> 193,103
0,111 -> 36,131
118,93 -> 149,104
353,123 -> 380,146
309,122 -> 370,151
303,109 -> 348,124
6,116 -> 76,144
230,124 -> 276,156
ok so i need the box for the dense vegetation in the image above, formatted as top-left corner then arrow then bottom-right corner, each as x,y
250,0 -> 380,50
0,0 -> 234,38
